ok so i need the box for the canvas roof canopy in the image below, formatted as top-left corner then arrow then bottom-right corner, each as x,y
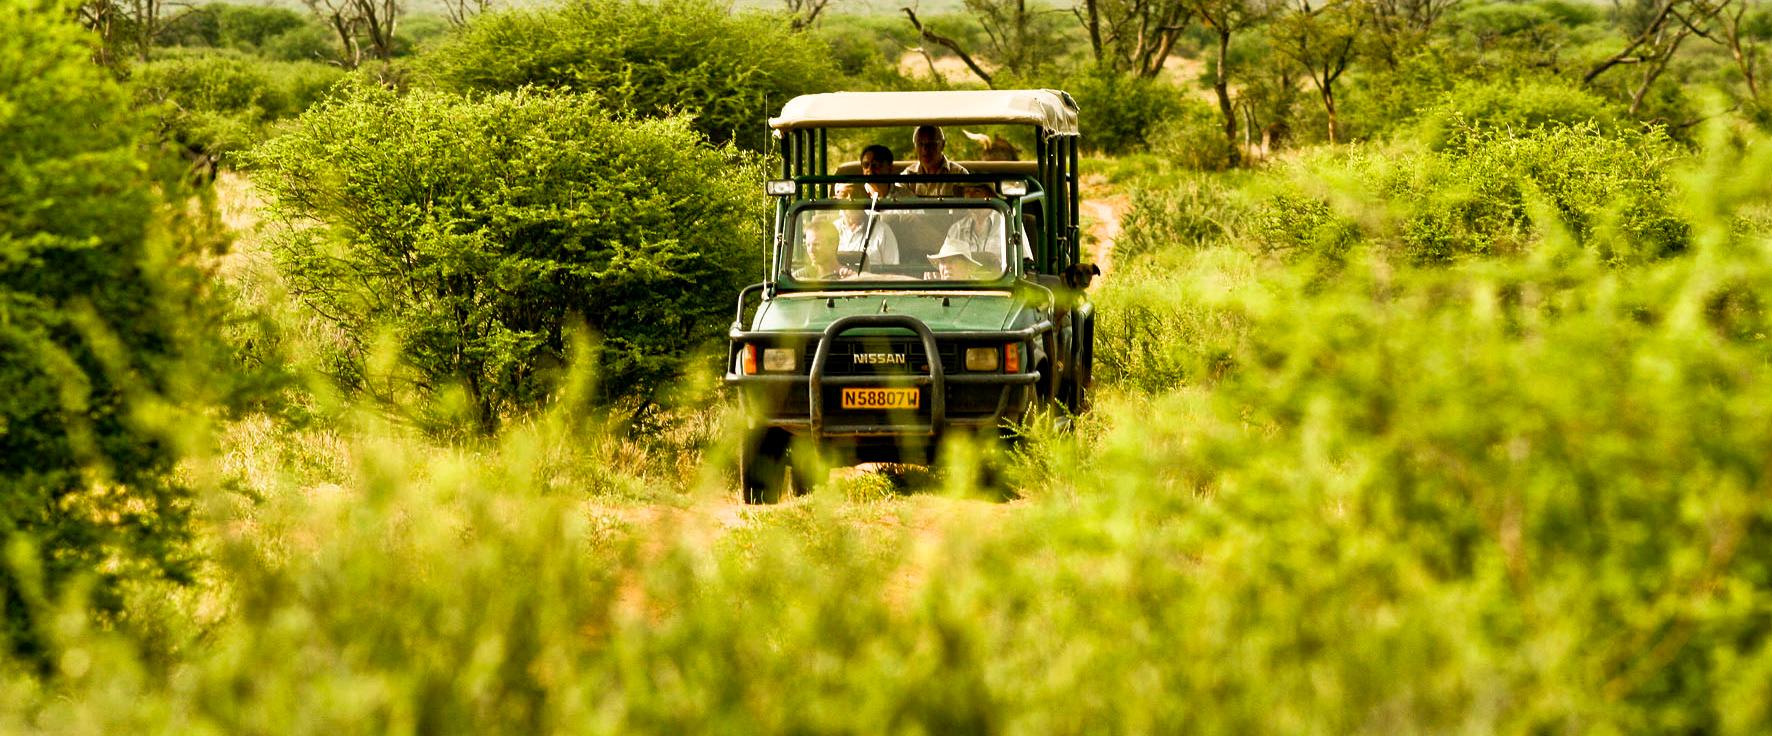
770,90 -> 1079,136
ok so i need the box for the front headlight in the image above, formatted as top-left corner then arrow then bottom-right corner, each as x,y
964,346 -> 1000,372
763,347 -> 798,372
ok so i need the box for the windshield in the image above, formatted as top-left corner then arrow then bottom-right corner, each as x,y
786,202 -> 1016,284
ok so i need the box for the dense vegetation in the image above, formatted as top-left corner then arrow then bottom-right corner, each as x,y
250,84 -> 765,427
0,0 -> 228,666
5,0 -> 1772,731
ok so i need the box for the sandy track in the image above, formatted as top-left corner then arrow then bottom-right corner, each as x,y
1079,174 -> 1129,279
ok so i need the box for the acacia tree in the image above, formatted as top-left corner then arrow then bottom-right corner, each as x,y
76,0 -> 175,64
1721,0 -> 1764,99
1585,0 -> 1732,114
783,0 -> 830,30
303,0 -> 402,67
1361,0 -> 1461,68
1272,0 -> 1363,143
903,6 -> 997,85
1190,0 -> 1279,165
968,0 -> 1068,76
1073,0 -> 1194,76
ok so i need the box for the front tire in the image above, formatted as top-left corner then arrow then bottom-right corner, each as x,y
739,427 -> 819,504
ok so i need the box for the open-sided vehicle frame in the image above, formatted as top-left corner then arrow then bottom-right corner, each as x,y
726,90 -> 1096,503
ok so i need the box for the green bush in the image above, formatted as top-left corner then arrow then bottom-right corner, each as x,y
131,52 -> 347,162
1148,97 -> 1237,171
157,2 -> 332,61
814,13 -> 923,90
215,4 -> 308,51
248,84 -> 766,428
1062,67 -> 1185,155
1243,125 -> 1687,264
417,0 -> 837,150
259,24 -> 337,63
1414,77 -> 1628,151
1073,243 -> 1772,731
0,0 -> 213,664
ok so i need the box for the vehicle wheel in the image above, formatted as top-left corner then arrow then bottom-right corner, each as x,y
1071,315 -> 1095,414
740,427 -> 793,504
937,434 -> 1013,500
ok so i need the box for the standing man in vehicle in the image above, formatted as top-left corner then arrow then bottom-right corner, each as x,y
901,125 -> 969,197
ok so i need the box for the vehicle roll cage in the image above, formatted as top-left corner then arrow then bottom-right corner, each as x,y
774,128 -> 1082,277
773,174 -> 1037,289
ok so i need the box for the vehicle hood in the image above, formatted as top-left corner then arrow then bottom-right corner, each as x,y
752,291 -> 1023,333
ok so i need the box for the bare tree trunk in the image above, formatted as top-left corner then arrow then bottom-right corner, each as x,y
354,0 -> 400,61
132,0 -> 159,62
1724,0 -> 1761,98
786,0 -> 830,31
1081,0 -> 1105,64
1322,85 -> 1338,144
1212,28 -> 1240,166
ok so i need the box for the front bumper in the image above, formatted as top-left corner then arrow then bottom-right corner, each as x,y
726,313 -> 1054,439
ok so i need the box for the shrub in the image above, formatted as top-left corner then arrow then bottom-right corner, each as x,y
1243,125 -> 1687,265
259,24 -> 336,63
1148,96 -> 1235,171
1413,77 -> 1628,151
1114,173 -> 1245,262
417,0 -> 837,151
248,84 -> 766,428
1062,67 -> 1185,155
131,52 -> 347,162
214,4 -> 309,51
0,0 -> 213,664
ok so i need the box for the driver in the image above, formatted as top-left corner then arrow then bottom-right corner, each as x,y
936,184 -> 1032,269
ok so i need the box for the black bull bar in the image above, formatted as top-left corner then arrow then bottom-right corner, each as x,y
726,313 -> 1056,439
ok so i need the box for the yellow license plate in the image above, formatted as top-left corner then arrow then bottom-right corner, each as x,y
841,388 -> 920,410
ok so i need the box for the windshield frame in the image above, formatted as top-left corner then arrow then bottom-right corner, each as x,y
776,194 -> 1022,291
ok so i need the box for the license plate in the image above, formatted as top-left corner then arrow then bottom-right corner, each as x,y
841,387 -> 920,410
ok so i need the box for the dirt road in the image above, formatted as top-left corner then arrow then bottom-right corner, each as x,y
1079,173 -> 1128,278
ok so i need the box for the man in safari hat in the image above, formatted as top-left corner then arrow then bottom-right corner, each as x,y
927,239 -> 991,280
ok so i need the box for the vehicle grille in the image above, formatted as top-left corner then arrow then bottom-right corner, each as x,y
806,339 -> 961,375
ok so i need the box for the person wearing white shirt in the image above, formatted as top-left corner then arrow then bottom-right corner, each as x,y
901,125 -> 971,197
938,184 -> 1033,271
833,184 -> 900,267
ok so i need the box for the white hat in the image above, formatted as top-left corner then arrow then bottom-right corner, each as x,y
927,238 -> 983,267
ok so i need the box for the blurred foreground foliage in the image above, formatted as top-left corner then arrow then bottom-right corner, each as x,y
10,0 -> 1772,732
0,0 -> 233,666
9,113 -> 1772,735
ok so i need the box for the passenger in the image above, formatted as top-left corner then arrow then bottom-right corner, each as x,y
792,218 -> 852,280
927,240 -> 991,280
937,184 -> 1033,269
901,125 -> 970,197
833,184 -> 899,267
858,144 -> 907,199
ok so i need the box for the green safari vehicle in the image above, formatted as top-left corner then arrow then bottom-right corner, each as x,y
727,90 -> 1097,503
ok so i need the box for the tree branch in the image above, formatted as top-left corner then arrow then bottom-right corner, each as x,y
903,6 -> 994,86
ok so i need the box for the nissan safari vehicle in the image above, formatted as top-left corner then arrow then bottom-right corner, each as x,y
727,90 -> 1097,503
